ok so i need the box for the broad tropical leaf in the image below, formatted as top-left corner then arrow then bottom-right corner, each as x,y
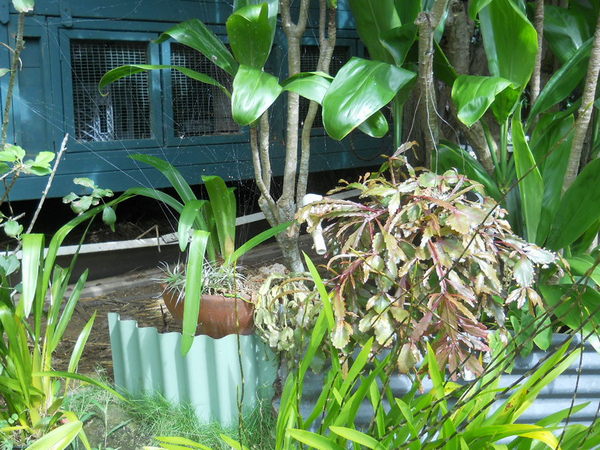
322,58 -> 415,140
544,5 -> 590,64
281,72 -> 332,104
231,65 -> 282,126
512,108 -> 543,244
227,3 -> 274,69
478,0 -> 537,88
452,75 -> 512,127
98,65 -> 229,97
546,158 -> 600,250
528,38 -> 593,122
155,19 -> 238,76
202,175 -> 236,259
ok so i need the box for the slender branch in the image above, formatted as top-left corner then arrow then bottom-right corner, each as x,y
530,0 -> 545,104
250,126 -> 278,217
258,113 -> 272,192
280,0 -> 311,205
1,13 -> 25,147
297,1 -> 336,205
565,11 -> 600,188
25,134 -> 69,234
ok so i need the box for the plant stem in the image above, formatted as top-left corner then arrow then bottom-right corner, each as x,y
530,0 -> 544,104
1,13 -> 25,147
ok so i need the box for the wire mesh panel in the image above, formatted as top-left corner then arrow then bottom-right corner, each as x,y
71,40 -> 151,142
299,45 -> 350,128
170,43 -> 239,138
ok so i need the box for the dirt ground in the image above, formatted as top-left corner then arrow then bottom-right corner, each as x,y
54,270 -> 178,378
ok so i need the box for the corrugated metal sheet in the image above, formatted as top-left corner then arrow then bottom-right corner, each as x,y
108,313 -> 277,426
298,334 -> 600,428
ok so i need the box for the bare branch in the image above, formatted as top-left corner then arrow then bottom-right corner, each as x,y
26,134 -> 69,234
250,126 -> 278,217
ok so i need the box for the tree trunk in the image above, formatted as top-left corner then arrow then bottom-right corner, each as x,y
565,11 -> 600,189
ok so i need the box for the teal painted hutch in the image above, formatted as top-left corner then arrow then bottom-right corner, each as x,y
1,0 -> 389,200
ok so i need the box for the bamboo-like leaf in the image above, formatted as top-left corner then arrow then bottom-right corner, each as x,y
227,3 -> 273,69
546,158 -> 600,250
463,424 -> 559,448
181,230 -> 210,355
330,426 -> 382,449
155,19 -> 238,76
177,200 -> 209,251
20,233 -> 44,319
155,436 -> 212,450
25,420 -> 82,450
227,221 -> 290,265
123,187 -> 184,213
203,175 -> 236,259
528,38 -> 592,122
129,154 -> 196,203
305,253 -> 335,332
99,65 -> 229,97
478,0 -> 537,88
37,371 -> 127,402
322,58 -> 416,140
512,108 -> 543,244
231,65 -> 282,126
287,429 -> 345,450
67,312 -> 96,374
220,434 -> 249,450
281,72 -> 332,104
451,75 -> 512,127
49,270 -> 89,353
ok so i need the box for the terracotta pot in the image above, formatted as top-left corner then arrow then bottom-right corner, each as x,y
162,288 -> 254,339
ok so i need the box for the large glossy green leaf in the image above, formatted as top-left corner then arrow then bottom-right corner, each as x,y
155,19 -> 238,76
544,5 -> 590,64
20,234 -> 43,319
98,64 -> 229,97
380,24 -> 417,66
234,0 -> 278,41
227,3 -> 273,69
512,108 -> 544,244
528,38 -> 593,122
231,65 -> 282,126
280,72 -> 332,104
348,0 -> 402,64
530,113 -> 573,244
478,0 -> 537,88
546,158 -> 600,250
451,75 -> 512,127
181,230 -> 210,355
357,111 -> 389,138
395,0 -> 421,25
322,58 -> 415,140
567,255 -> 600,286
202,175 -> 236,259
129,154 -> 196,203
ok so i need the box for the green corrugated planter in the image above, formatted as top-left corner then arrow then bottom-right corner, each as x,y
108,313 -> 277,426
